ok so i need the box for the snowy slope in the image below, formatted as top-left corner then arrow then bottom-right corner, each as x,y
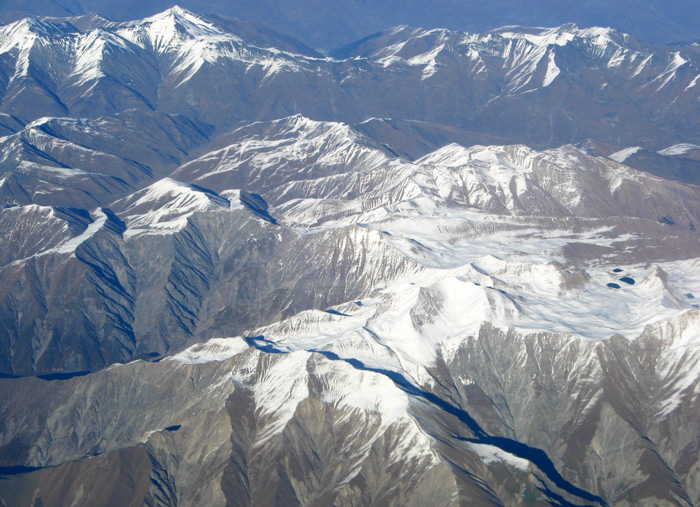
112,178 -> 234,235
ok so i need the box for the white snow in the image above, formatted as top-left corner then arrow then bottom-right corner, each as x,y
69,30 -> 131,86
245,351 -> 312,445
631,54 -> 653,78
4,207 -> 109,267
52,209 -> 107,254
496,25 -> 576,48
542,50 -> 560,87
1,17 -> 699,468
175,116 -> 390,190
685,74 -> 700,92
117,178 -> 231,237
644,52 -> 688,93
169,337 -> 250,364
609,146 -> 642,163
115,129 -> 700,377
24,117 -> 54,129
119,6 -> 226,53
312,356 -> 410,425
467,442 -> 530,470
658,143 -> 700,157
239,206 -> 700,382
113,7 -> 308,88
407,44 -> 444,80
652,309 -> 700,416
167,334 -> 418,444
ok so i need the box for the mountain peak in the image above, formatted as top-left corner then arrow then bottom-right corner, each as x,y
145,5 -> 218,31
120,5 -> 224,51
165,5 -> 190,17
12,16 -> 55,33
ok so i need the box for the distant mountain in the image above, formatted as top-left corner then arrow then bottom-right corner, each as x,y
2,9 -> 700,150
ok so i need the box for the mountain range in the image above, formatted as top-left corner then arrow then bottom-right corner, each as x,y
1,6 -> 700,507
1,9 -> 700,149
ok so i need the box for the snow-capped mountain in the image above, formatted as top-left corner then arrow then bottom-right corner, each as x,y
173,115 -> 392,192
333,23 -> 700,147
0,8 -> 318,122
2,7 -> 700,507
1,8 -> 700,148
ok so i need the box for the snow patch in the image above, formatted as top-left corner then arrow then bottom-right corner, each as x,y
658,144 -> 700,157
169,337 -> 250,364
609,146 -> 641,163
51,209 -> 107,254
542,50 -> 560,87
467,442 -> 530,470
118,178 -> 230,236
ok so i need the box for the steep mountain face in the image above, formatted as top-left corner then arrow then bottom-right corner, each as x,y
2,7 -> 700,507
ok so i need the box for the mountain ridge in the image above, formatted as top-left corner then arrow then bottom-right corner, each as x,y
2,8 -> 699,151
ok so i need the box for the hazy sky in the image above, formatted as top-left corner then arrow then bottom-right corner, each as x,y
2,0 -> 700,49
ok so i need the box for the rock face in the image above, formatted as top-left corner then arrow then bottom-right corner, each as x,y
1,7 -> 700,507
